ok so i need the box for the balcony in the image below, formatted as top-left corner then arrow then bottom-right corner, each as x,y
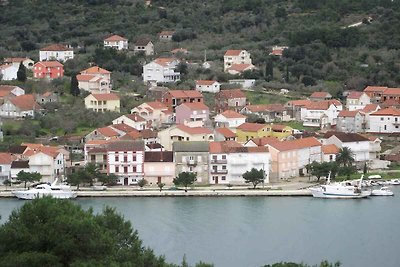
187,159 -> 197,166
210,159 -> 227,164
211,169 -> 228,174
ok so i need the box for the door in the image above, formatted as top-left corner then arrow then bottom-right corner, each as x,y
124,177 -> 129,186
157,177 -> 162,184
215,176 -> 219,185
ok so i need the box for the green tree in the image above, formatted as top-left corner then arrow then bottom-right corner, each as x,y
16,171 -> 42,189
158,182 -> 165,192
17,62 -> 27,82
242,168 -> 265,189
66,170 -> 84,190
0,197 -> 172,267
137,178 -> 148,189
173,172 -> 196,190
265,58 -> 274,81
336,147 -> 355,167
98,173 -> 117,186
3,179 -> 11,190
70,73 -> 80,97
263,260 -> 340,267
363,162 -> 368,175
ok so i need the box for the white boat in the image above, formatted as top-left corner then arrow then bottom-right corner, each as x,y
310,173 -> 371,199
371,187 -> 394,196
12,180 -> 77,200
389,179 -> 400,185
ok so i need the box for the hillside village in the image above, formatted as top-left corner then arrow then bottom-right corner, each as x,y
1,2 -> 400,188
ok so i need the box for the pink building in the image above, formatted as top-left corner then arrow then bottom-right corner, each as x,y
144,151 -> 175,185
175,102 -> 210,125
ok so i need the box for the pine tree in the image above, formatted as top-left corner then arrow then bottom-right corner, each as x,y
70,73 -> 80,96
17,62 -> 27,82
265,58 -> 273,81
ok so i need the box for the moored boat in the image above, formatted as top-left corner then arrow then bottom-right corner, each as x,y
12,180 -> 77,200
371,187 -> 394,196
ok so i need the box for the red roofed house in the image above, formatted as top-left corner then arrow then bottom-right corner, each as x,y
159,31 -> 175,41
131,101 -> 172,128
241,104 -> 289,123
195,80 -> 221,93
39,44 -> 74,61
214,110 -> 247,128
215,89 -> 247,113
0,94 -> 41,118
175,102 -> 210,126
381,87 -> 400,103
3,57 -> 34,69
363,86 -> 388,103
33,61 -> 64,79
267,137 -> 322,181
158,124 -> 214,150
300,100 -> 343,128
368,107 -> 400,133
346,91 -> 371,111
163,89 -> 203,111
84,93 -> 120,112
0,152 -> 15,183
269,45 -> 288,57
322,144 -> 340,162
337,110 -> 365,133
78,66 -> 112,94
112,114 -> 148,131
226,64 -> 256,75
143,58 -> 180,84
214,128 -> 237,141
224,50 -> 252,72
209,141 -> 270,184
103,34 -> 128,50
0,85 -> 24,103
285,99 -> 312,121
309,91 -> 332,101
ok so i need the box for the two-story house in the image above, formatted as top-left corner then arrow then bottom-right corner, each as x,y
285,99 -> 312,121
78,66 -> 112,93
33,61 -> 64,79
163,90 -> 203,111
363,86 -> 388,103
130,101 -> 172,128
158,31 -> 175,41
134,39 -> 154,55
214,128 -> 237,141
173,141 -> 209,184
112,114 -> 147,131
195,80 -> 221,93
143,58 -> 180,84
368,107 -> 400,133
215,89 -> 247,113
3,57 -> 34,69
103,35 -> 128,50
175,102 -> 210,126
0,94 -> 41,118
214,110 -> 247,128
300,100 -> 343,128
336,110 -> 365,133
158,125 -> 213,150
0,152 -> 15,183
346,91 -> 371,111
0,64 -> 18,81
241,104 -> 289,122
39,44 -> 74,62
224,50 -> 252,72
144,151 -> 175,185
84,93 -> 120,112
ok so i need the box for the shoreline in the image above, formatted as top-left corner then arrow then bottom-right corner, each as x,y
0,189 -> 312,198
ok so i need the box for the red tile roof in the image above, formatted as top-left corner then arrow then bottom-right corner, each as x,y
364,86 -> 388,92
40,44 -> 72,51
97,127 -> 119,137
218,89 -> 246,99
159,31 -> 175,36
111,123 -> 136,133
322,144 -> 340,154
245,104 -> 285,113
0,152 -> 15,164
154,58 -> 178,67
237,122 -> 267,132
382,88 -> 400,95
135,38 -> 152,46
176,124 -> 212,135
36,61 -> 63,67
286,99 -> 312,107
146,101 -> 167,109
304,100 -> 342,110
219,110 -> 246,118
121,130 -> 142,140
248,137 -> 279,146
268,137 -> 321,151
179,102 -> 209,110
9,94 -> 41,111
82,66 -> 111,74
125,114 -> 146,122
360,104 -> 380,113
227,64 -> 254,72
171,48 -> 188,54
77,74 -> 95,82
310,92 -> 331,98
90,93 -> 119,101
168,90 -> 203,98
3,57 -> 32,63
370,107 -> 400,116
224,50 -> 244,56
104,35 -> 127,41
140,129 -> 158,139
196,80 -> 218,86
215,128 -> 236,138
346,91 -> 364,99
338,110 -> 360,117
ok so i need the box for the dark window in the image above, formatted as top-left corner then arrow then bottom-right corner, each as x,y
124,167 -> 128,173
115,166 -> 119,173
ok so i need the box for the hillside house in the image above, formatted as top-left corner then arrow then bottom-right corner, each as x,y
133,39 -> 154,55
0,94 -> 41,118
158,31 -> 175,41
3,57 -> 34,69
195,80 -> 221,93
158,125 -> 213,150
143,58 -> 180,84
78,66 -> 112,93
33,61 -> 64,79
103,35 -> 128,50
215,89 -> 247,113
0,64 -> 18,80
368,107 -> 400,134
175,102 -> 210,126
214,110 -> 247,128
223,50 -> 252,72
346,91 -> 371,111
162,90 -> 203,111
131,101 -> 172,128
336,110 -> 365,133
39,44 -> 74,62
84,93 -> 120,112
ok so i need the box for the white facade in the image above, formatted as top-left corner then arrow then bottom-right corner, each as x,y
104,39 -> 128,50
0,65 -> 18,81
214,114 -> 246,128
224,50 -> 252,72
0,101 -> 34,118
228,79 -> 256,89
112,114 -> 147,131
209,151 -> 270,185
108,151 -> 144,185
28,152 -> 64,183
131,102 -> 172,128
301,104 -> 342,128
323,136 -> 370,164
347,93 -> 371,111
39,50 -> 73,62
143,60 -> 180,84
369,113 -> 400,133
195,81 -> 221,93
0,163 -> 12,183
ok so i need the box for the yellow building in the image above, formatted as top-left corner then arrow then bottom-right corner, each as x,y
84,93 -> 120,113
236,123 -> 293,142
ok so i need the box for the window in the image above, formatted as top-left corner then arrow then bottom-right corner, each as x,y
103,155 -> 107,161
222,176 -> 226,181
91,155 -> 95,161
213,155 -> 217,160
115,166 -> 119,173
133,166 -> 137,172
124,156 -> 128,162
222,165 -> 226,170
329,155 -> 333,161
381,117 -> 384,121
124,167 -> 128,173
115,155 -> 119,161
132,155 -> 136,161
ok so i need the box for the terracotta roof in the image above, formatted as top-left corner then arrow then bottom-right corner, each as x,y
27,146 -> 60,158
41,92 -> 54,97
227,64 -> 254,72
324,131 -> 369,142
82,66 -> 111,74
370,107 -> 400,116
248,137 -> 279,147
9,94 -> 41,111
218,89 -> 246,99
85,140 -> 112,145
0,152 -> 15,164
105,140 -> 144,152
179,102 -> 209,110
381,99 -> 400,108
0,64 -> 14,70
286,99 -> 312,107
111,123 -> 136,133
40,44 -> 72,51
196,80 -> 218,86
3,57 -> 32,63
87,147 -> 107,154
77,74 -> 96,82
90,93 -> 119,101
140,129 -> 158,139
144,151 -> 173,162
159,31 -> 175,36
135,38 -> 152,46
237,122 -> 267,132
154,58 -> 178,67
104,35 -> 127,41
310,92 -> 331,98
0,85 -> 20,97
304,100 -> 342,110
210,141 -> 268,153
146,101 -> 167,109
215,128 -> 236,138
219,110 -> 246,119
360,104 -> 380,113
125,114 -> 146,122
176,124 -> 212,135
146,143 -> 163,149
346,91 -> 364,99
224,50 -> 244,56
364,86 -> 388,92
22,143 -> 43,150
271,124 -> 289,132
97,127 -> 119,137
245,104 -> 285,113
338,110 -> 360,117
35,61 -> 63,68
11,160 -> 29,169
382,88 -> 400,95
171,48 -> 188,54
268,137 -> 321,151
168,90 -> 203,98
120,130 -> 142,140
322,144 -> 340,154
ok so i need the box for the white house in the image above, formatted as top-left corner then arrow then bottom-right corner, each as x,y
368,107 -> 400,133
0,64 -> 18,81
112,114 -> 147,131
3,57 -> 34,69
214,110 -> 247,128
321,144 -> 340,163
195,80 -> 221,93
142,58 -> 180,84
346,91 -> 371,111
228,79 -> 256,89
39,44 -> 74,62
25,150 -> 64,183
300,100 -> 343,128
130,101 -> 172,128
78,66 -> 112,93
0,94 -> 41,118
0,152 -> 15,183
336,110 -> 365,133
103,35 -> 128,50
209,141 -> 270,185
224,50 -> 252,72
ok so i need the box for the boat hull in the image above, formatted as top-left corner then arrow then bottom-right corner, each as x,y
310,188 -> 371,199
12,191 -> 77,200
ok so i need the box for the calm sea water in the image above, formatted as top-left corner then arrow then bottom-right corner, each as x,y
1,188 -> 400,267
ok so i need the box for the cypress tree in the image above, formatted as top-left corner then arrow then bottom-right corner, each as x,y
265,58 -> 273,81
70,73 -> 80,96
17,62 -> 27,82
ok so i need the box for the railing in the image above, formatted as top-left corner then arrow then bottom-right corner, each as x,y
211,169 -> 228,174
187,159 -> 197,166
210,159 -> 227,164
